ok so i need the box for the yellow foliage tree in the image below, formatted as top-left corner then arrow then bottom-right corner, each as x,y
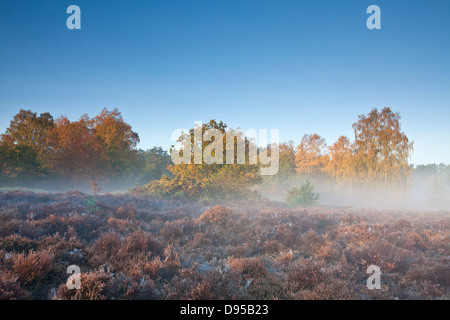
351,107 -> 414,186
326,136 -> 355,184
145,120 -> 261,199
295,134 -> 329,177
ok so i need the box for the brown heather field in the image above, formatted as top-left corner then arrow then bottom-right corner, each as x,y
0,190 -> 448,300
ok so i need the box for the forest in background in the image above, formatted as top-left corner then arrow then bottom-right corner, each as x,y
0,107 -> 449,209
0,108 -> 171,191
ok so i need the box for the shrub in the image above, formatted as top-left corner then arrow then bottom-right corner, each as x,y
0,270 -> 29,300
286,257 -> 327,291
229,257 -> 268,279
84,195 -> 99,214
0,191 -> 448,300
54,271 -> 110,300
143,257 -> 163,278
285,180 -> 320,207
293,279 -> 356,300
13,250 -> 53,285
0,234 -> 37,252
199,205 -> 233,227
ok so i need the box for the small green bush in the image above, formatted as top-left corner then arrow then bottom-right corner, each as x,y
285,180 -> 320,207
84,196 -> 100,213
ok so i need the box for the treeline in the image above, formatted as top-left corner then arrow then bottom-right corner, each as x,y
414,163 -> 450,204
0,109 -> 171,191
2,107 -> 446,201
135,108 -> 417,200
270,108 -> 414,187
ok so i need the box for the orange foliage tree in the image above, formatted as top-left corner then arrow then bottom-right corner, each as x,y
49,115 -> 106,179
93,108 -> 140,175
143,120 -> 261,199
1,108 -> 140,184
295,134 -> 329,177
49,109 -> 139,180
296,108 -> 414,188
326,136 -> 355,184
351,107 -> 414,186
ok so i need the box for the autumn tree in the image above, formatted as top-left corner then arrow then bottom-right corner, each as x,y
142,120 -> 262,199
48,109 -> 140,181
2,110 -> 54,151
49,115 -> 106,179
295,134 -> 329,177
93,108 -> 140,176
1,110 -> 55,171
326,136 -> 355,184
352,107 -> 413,186
0,108 -> 141,187
0,110 -> 56,181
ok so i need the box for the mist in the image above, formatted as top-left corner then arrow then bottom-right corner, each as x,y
256,171 -> 450,212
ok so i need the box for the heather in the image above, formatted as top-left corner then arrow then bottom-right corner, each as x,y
0,191 -> 448,300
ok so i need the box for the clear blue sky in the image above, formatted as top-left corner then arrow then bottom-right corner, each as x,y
1,0 -> 449,165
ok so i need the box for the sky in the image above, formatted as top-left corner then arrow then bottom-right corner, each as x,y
0,0 -> 449,165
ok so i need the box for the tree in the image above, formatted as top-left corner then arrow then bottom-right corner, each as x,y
142,120 -> 262,200
49,115 -> 106,180
1,110 -> 55,171
0,110 -> 55,181
278,142 -> 296,178
0,108 -> 141,187
352,107 -> 414,185
2,110 -> 54,150
326,136 -> 355,184
93,108 -> 140,176
415,164 -> 450,206
136,147 -> 172,184
0,142 -> 43,182
295,134 -> 329,177
262,141 -> 296,188
46,109 -> 140,182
